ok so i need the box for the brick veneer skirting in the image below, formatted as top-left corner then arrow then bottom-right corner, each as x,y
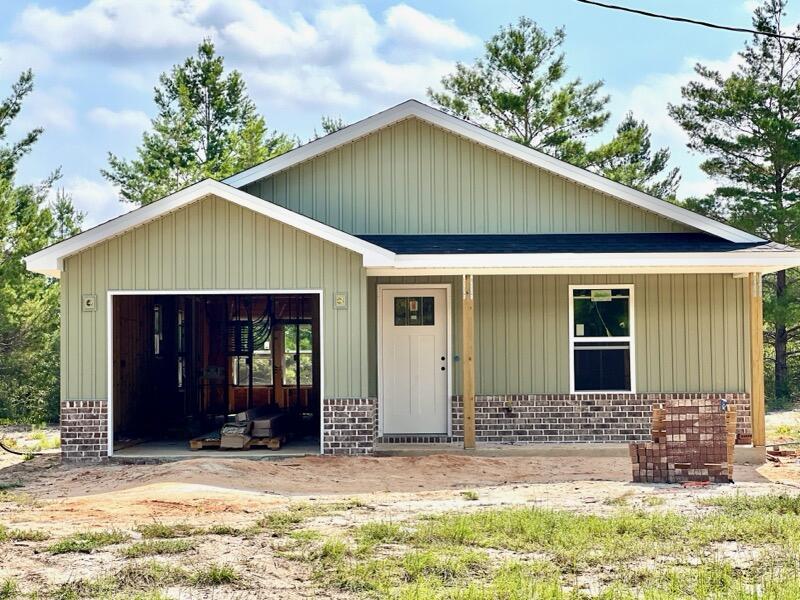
322,398 -> 377,455
451,393 -> 752,445
61,400 -> 108,462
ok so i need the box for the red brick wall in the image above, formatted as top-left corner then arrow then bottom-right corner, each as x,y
322,398 -> 377,455
452,393 -> 751,445
61,400 -> 108,462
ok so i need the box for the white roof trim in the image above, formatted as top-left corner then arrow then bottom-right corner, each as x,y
223,99 -> 762,244
24,179 -> 396,277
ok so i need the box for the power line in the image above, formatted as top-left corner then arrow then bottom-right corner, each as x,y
576,0 -> 800,41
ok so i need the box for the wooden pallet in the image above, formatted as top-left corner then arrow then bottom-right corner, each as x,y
247,435 -> 286,450
189,435 -> 221,450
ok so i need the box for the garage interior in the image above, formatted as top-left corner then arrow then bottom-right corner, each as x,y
111,293 -> 321,457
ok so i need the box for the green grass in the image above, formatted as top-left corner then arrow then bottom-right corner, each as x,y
0,579 -> 17,600
135,522 -> 196,539
47,530 -> 129,554
301,496 -> 800,599
700,492 -> 800,516
120,539 -> 194,558
190,563 -> 239,586
460,490 -> 479,501
0,482 -> 22,491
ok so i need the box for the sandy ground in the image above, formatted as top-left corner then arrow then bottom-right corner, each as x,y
3,444 -> 800,597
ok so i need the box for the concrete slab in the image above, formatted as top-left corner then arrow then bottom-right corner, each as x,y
112,439 -> 320,462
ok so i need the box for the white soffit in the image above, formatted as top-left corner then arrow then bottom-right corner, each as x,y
223,99 -> 763,244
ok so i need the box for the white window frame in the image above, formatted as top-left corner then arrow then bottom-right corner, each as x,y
568,284 -> 636,394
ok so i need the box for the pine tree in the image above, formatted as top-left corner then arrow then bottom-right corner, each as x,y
0,70 -> 83,423
669,0 -> 800,404
103,40 -> 293,205
429,17 -> 679,195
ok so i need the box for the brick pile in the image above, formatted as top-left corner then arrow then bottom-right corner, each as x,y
629,398 -> 736,484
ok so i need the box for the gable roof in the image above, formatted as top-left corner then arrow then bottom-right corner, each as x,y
223,99 -> 762,244
24,179 -> 396,277
24,178 -> 800,278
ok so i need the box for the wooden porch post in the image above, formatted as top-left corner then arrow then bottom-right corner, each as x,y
462,274 -> 475,449
749,273 -> 766,447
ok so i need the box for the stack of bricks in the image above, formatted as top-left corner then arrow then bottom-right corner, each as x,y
629,398 -> 736,484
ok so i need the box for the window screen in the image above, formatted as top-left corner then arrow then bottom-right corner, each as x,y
394,296 -> 434,326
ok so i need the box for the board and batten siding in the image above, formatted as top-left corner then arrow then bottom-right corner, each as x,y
243,117 -> 692,235
367,274 -> 750,397
61,194 -> 369,403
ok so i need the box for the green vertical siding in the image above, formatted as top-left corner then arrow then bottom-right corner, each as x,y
367,273 -> 750,396
61,195 -> 368,401
244,117 -> 692,235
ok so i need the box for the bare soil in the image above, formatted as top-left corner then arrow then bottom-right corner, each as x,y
2,448 -> 800,598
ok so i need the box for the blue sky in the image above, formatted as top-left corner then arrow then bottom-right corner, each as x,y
0,0 -> 792,226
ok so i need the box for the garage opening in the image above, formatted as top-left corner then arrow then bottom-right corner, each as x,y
111,293 -> 321,457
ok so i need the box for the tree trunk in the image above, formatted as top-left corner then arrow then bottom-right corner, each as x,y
775,269 -> 790,403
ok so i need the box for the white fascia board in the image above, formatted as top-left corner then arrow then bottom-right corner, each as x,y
223,99 -> 762,244
24,180 -> 395,277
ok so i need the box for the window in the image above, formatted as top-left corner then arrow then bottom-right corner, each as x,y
153,304 -> 163,356
231,322 -> 272,387
283,323 -> 313,386
394,296 -> 434,326
177,308 -> 186,389
569,286 -> 634,393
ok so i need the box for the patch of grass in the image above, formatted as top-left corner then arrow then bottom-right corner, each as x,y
47,530 -> 129,554
701,493 -> 800,516
135,522 -> 196,539
8,528 -> 49,542
48,576 -> 116,600
460,490 -> 479,501
114,560 -> 190,589
643,495 -> 665,507
604,491 -> 635,506
0,481 -> 22,491
121,539 -> 194,558
0,579 -> 17,600
357,521 -> 409,545
401,548 -> 487,583
190,563 -> 239,586
257,511 -> 306,535
205,524 -> 248,536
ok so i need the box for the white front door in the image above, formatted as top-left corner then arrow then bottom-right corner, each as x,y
379,287 -> 448,434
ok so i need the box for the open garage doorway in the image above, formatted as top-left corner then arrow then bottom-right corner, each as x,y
109,291 -> 322,457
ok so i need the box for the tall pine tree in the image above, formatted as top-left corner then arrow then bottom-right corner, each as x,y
429,17 -> 679,196
0,69 -> 83,423
103,40 -> 293,205
670,0 -> 800,404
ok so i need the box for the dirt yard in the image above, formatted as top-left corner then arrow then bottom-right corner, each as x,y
2,445 -> 800,599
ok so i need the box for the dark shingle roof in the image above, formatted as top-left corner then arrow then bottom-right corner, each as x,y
356,233 -> 788,255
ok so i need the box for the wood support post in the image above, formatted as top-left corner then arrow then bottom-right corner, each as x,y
749,273 -> 765,447
462,274 -> 475,450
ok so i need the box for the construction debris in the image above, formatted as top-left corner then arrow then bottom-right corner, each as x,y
630,398 -> 736,484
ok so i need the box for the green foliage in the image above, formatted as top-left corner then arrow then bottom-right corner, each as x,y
429,17 -> 679,196
0,579 -> 16,600
669,0 -> 800,404
47,530 -> 129,554
0,68 -> 83,425
313,115 -> 347,140
135,522 -> 196,539
102,39 -> 293,206
190,563 -> 239,586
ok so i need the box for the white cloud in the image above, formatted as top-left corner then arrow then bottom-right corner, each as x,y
609,51 -> 743,199
385,4 -> 478,50
9,1 -> 472,110
17,87 -> 78,132
54,176 -> 132,227
88,107 -> 150,132
15,0 -> 210,55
